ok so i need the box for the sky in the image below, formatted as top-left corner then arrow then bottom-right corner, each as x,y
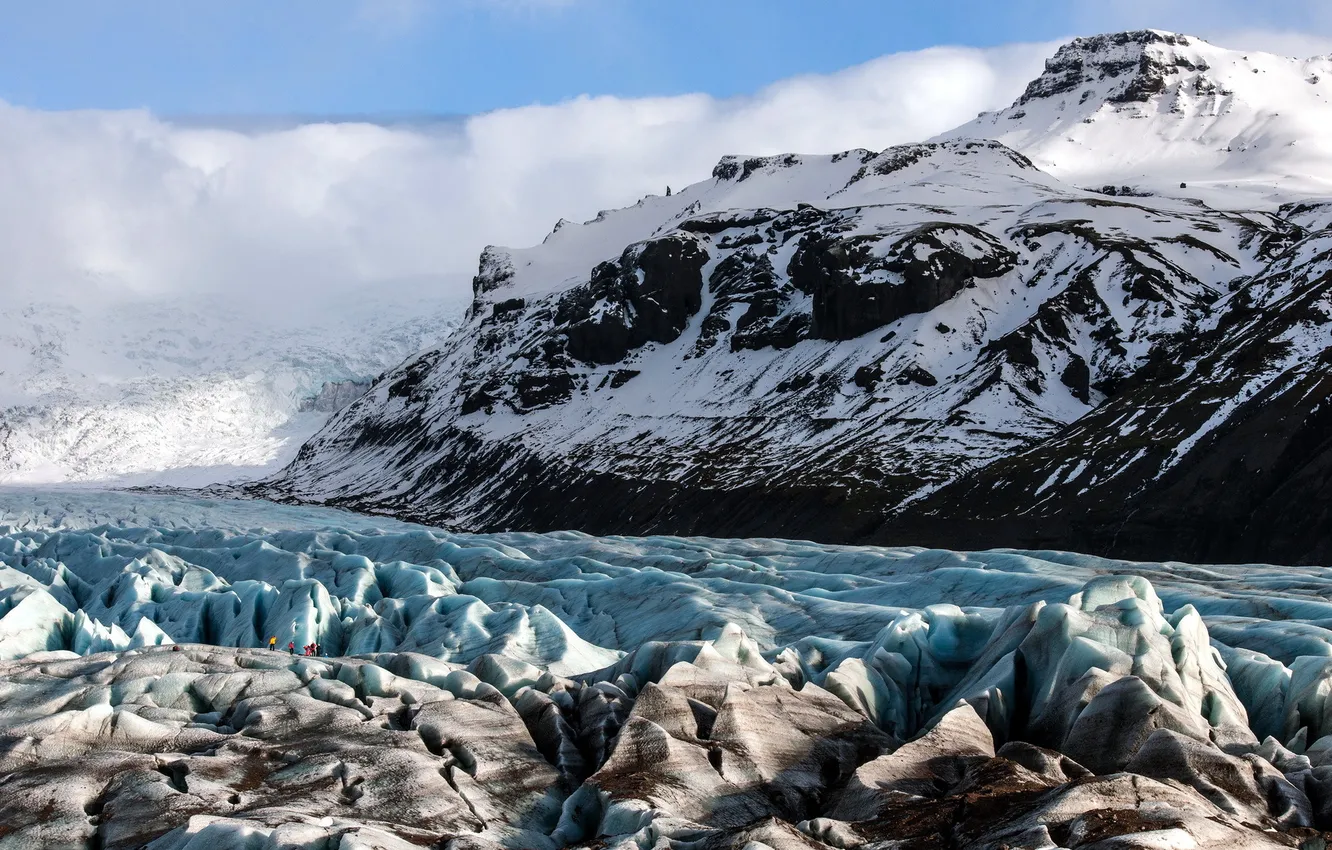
0,1 -> 1327,115
0,0 -> 1327,313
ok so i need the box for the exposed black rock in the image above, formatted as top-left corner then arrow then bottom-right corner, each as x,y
559,233 -> 709,366
1019,30 -> 1196,106
788,223 -> 1016,341
881,241 -> 1332,564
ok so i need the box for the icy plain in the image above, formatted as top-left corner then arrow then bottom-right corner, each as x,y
2,489 -> 1332,848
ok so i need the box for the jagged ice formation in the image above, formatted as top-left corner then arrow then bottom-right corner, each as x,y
3,490 -> 1332,847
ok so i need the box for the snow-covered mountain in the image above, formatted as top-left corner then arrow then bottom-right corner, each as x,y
0,292 -> 462,486
263,30 -> 1332,561
942,30 -> 1332,205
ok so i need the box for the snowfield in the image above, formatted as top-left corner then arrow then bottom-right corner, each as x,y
942,30 -> 1332,205
3,488 -> 1332,847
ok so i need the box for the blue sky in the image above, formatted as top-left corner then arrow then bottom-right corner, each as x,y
0,0 -> 1327,116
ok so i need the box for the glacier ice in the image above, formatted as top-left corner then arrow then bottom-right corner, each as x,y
2,489 -> 1332,847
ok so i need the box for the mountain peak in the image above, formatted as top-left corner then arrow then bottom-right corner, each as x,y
941,30 -> 1332,203
1018,30 -> 1205,107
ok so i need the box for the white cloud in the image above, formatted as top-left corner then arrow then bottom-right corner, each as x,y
0,41 -> 1051,321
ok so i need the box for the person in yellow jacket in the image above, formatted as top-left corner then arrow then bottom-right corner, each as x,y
268,635 -> 277,651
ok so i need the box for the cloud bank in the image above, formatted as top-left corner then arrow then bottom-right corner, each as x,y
0,41 -> 1051,314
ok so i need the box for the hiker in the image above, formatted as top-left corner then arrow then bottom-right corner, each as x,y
287,641 -> 295,655
268,636 -> 277,651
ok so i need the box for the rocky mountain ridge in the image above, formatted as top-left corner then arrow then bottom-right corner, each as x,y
261,31 -> 1332,563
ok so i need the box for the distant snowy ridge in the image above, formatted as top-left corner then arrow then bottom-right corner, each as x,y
942,30 -> 1332,204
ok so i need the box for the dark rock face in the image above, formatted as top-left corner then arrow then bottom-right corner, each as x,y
1018,30 -> 1196,106
470,246 -> 517,315
694,249 -> 803,355
788,223 -> 1017,342
1061,354 -> 1091,402
883,240 -> 1332,565
559,233 -> 709,366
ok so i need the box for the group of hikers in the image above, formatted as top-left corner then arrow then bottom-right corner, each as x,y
266,635 -> 324,656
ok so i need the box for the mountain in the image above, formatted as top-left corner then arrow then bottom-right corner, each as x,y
263,31 -> 1332,562
941,30 -> 1332,204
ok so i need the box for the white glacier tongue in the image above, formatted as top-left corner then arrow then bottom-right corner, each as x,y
0,291 -> 464,487
1,490 -> 1332,846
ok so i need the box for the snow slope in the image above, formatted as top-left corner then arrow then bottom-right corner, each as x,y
942,30 -> 1332,206
266,137 -> 1303,537
2,489 -> 1332,846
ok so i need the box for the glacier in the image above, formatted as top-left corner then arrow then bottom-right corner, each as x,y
0,288 -> 464,487
3,489 -> 1332,848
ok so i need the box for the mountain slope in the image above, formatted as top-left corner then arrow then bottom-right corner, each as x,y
263,31 -> 1332,560
888,217 -> 1332,563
